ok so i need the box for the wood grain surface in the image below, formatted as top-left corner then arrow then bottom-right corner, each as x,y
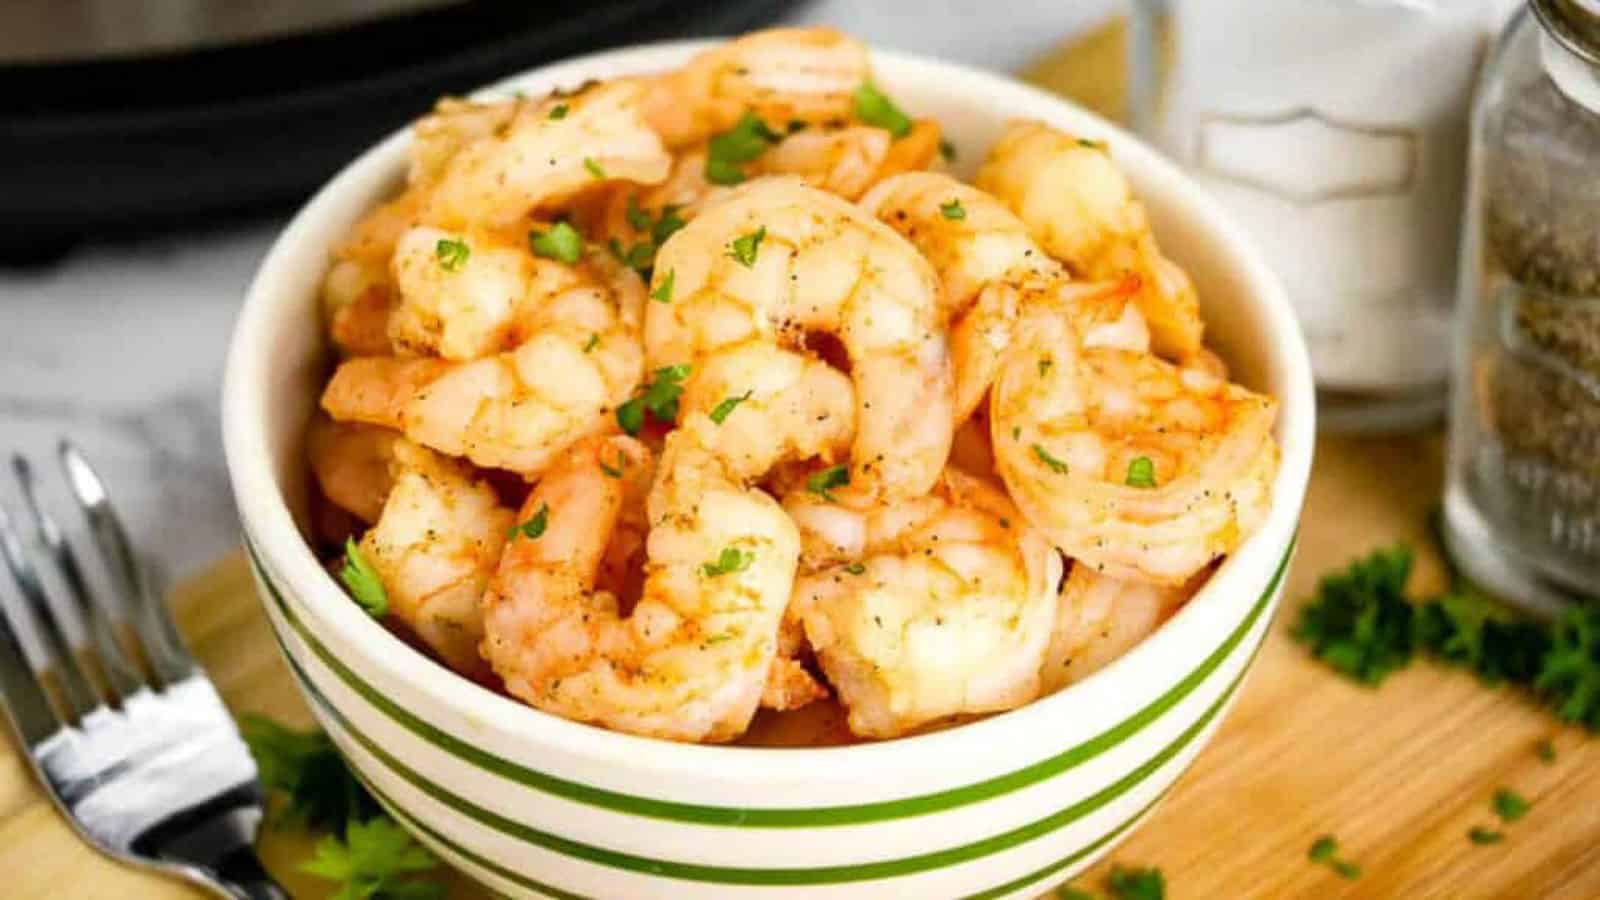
4,435 -> 1597,899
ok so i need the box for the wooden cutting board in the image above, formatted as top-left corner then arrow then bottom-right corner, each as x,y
5,433 -> 1599,899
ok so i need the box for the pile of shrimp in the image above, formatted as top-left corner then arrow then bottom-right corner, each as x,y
305,28 -> 1280,744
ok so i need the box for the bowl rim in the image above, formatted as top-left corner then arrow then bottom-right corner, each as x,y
223,37 -> 1315,778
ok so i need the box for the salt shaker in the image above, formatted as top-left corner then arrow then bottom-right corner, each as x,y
1443,0 -> 1600,613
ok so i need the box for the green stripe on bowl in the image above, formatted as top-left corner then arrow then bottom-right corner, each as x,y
244,535 -> 1288,828
275,606 -> 1254,886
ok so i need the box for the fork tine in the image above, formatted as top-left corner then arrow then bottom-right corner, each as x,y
0,580 -> 63,746
57,441 -> 194,686
11,454 -> 145,702
0,504 -> 99,722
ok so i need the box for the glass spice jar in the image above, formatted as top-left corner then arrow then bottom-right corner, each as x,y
1443,0 -> 1600,614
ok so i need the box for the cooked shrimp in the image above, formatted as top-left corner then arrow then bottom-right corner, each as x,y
307,417 -> 398,524
784,467 -> 1061,738
861,172 -> 1062,422
976,121 -> 1203,362
361,440 -> 513,678
764,607 -> 830,711
647,177 -> 953,501
388,226 -> 540,360
1041,564 -> 1194,692
482,426 -> 801,742
322,259 -> 396,357
322,251 -> 645,474
990,281 -> 1278,585
410,96 -> 522,185
425,80 -> 672,230
644,28 -> 869,148
757,119 -> 942,201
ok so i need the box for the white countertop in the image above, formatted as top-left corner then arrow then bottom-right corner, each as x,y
0,1 -> 1110,583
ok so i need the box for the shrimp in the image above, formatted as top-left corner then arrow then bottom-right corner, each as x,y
409,96 -> 522,186
322,251 -> 646,475
424,80 -> 672,230
975,120 -> 1204,362
647,177 -> 953,501
322,259 -> 396,357
1041,564 -> 1194,692
644,28 -> 869,148
757,120 -> 943,201
387,226 -> 540,360
784,467 -> 1061,738
990,281 -> 1279,585
861,172 -> 1062,422
307,417 -> 398,524
482,425 -> 801,742
361,440 -> 513,678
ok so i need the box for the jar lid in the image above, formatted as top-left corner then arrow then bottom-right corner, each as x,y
1534,0 -> 1600,66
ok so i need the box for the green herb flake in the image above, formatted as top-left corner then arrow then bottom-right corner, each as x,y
701,546 -> 755,578
241,714 -> 377,831
599,453 -> 625,479
652,205 -> 687,245
1331,860 -> 1363,880
616,398 -> 645,435
508,503 -> 550,541
806,464 -> 850,501
852,82 -> 912,138
651,268 -> 676,304
844,562 -> 866,575
583,156 -> 607,179
1033,443 -> 1069,474
1307,835 -> 1361,880
549,103 -> 569,120
1536,738 -> 1557,763
939,138 -> 957,162
618,364 -> 691,434
1077,137 -> 1108,151
583,333 -> 599,353
1038,357 -> 1053,377
300,816 -> 442,900
1292,544 -> 1417,685
1126,456 -> 1158,488
940,198 -> 966,220
529,221 -> 583,264
625,194 -> 653,232
339,538 -> 388,617
1106,864 -> 1165,900
727,226 -> 767,267
704,632 -> 735,645
709,390 -> 753,425
1468,826 -> 1504,845
433,237 -> 470,272
705,111 -> 782,185
1493,788 -> 1530,822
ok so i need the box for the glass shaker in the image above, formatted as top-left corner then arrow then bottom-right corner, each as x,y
1126,0 -> 1495,431
1443,0 -> 1600,614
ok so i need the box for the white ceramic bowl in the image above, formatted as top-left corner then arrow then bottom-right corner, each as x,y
223,40 -> 1315,900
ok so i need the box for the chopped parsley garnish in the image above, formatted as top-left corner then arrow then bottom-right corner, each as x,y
651,268 -> 676,304
709,390 -> 753,425
1536,738 -> 1557,763
241,714 -> 377,831
727,226 -> 766,267
1126,456 -> 1158,488
1307,835 -> 1361,879
583,156 -> 606,179
529,221 -> 583,264
610,199 -> 687,276
549,103 -> 569,119
626,195 -> 653,232
806,464 -> 850,501
1038,357 -> 1053,376
844,562 -> 866,575
701,546 -> 755,578
1033,444 -> 1069,474
609,237 -> 655,272
852,82 -> 912,137
599,452 -> 625,479
705,111 -> 783,185
300,816 -> 442,900
939,138 -> 957,162
940,198 -> 966,220
508,503 -> 550,540
583,332 -> 599,353
339,538 -> 388,617
1493,788 -> 1530,822
1106,864 -> 1166,899
1468,826 -> 1504,845
1293,544 -> 1418,684
704,632 -> 735,644
1078,137 -> 1107,150
434,237 -> 469,272
616,364 -> 690,434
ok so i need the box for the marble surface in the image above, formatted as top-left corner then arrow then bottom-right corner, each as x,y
0,0 -> 1111,586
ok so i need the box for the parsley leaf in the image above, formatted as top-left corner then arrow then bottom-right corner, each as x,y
705,112 -> 782,185
651,205 -> 687,245
583,333 -> 599,353
651,268 -> 675,304
709,390 -> 753,425
1492,788 -> 1530,822
727,226 -> 766,267
1536,738 -> 1557,763
529,221 -> 583,264
852,82 -> 912,138
508,503 -> 549,540
844,562 -> 866,576
1126,456 -> 1158,488
701,546 -> 755,578
1033,444 -> 1069,474
940,198 -> 965,220
599,452 -> 625,479
1468,826 -> 1504,845
300,817 -> 442,900
433,237 -> 469,272
616,398 -> 645,436
241,714 -> 377,832
1106,864 -> 1165,899
939,138 -> 957,162
625,194 -> 653,232
583,156 -> 606,179
806,464 -> 850,501
340,538 -> 388,617
549,103 -> 569,120
1307,835 -> 1361,880
1292,544 -> 1417,684
617,364 -> 690,434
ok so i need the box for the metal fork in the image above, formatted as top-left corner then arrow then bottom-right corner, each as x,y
0,441 -> 286,900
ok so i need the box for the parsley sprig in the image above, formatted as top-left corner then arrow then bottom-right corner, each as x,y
530,221 -> 583,264
300,817 -> 443,900
1307,834 -> 1362,880
339,539 -> 388,618
806,464 -> 850,502
1056,863 -> 1166,899
852,82 -> 912,138
617,364 -> 690,435
702,545 -> 755,578
705,112 -> 782,185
